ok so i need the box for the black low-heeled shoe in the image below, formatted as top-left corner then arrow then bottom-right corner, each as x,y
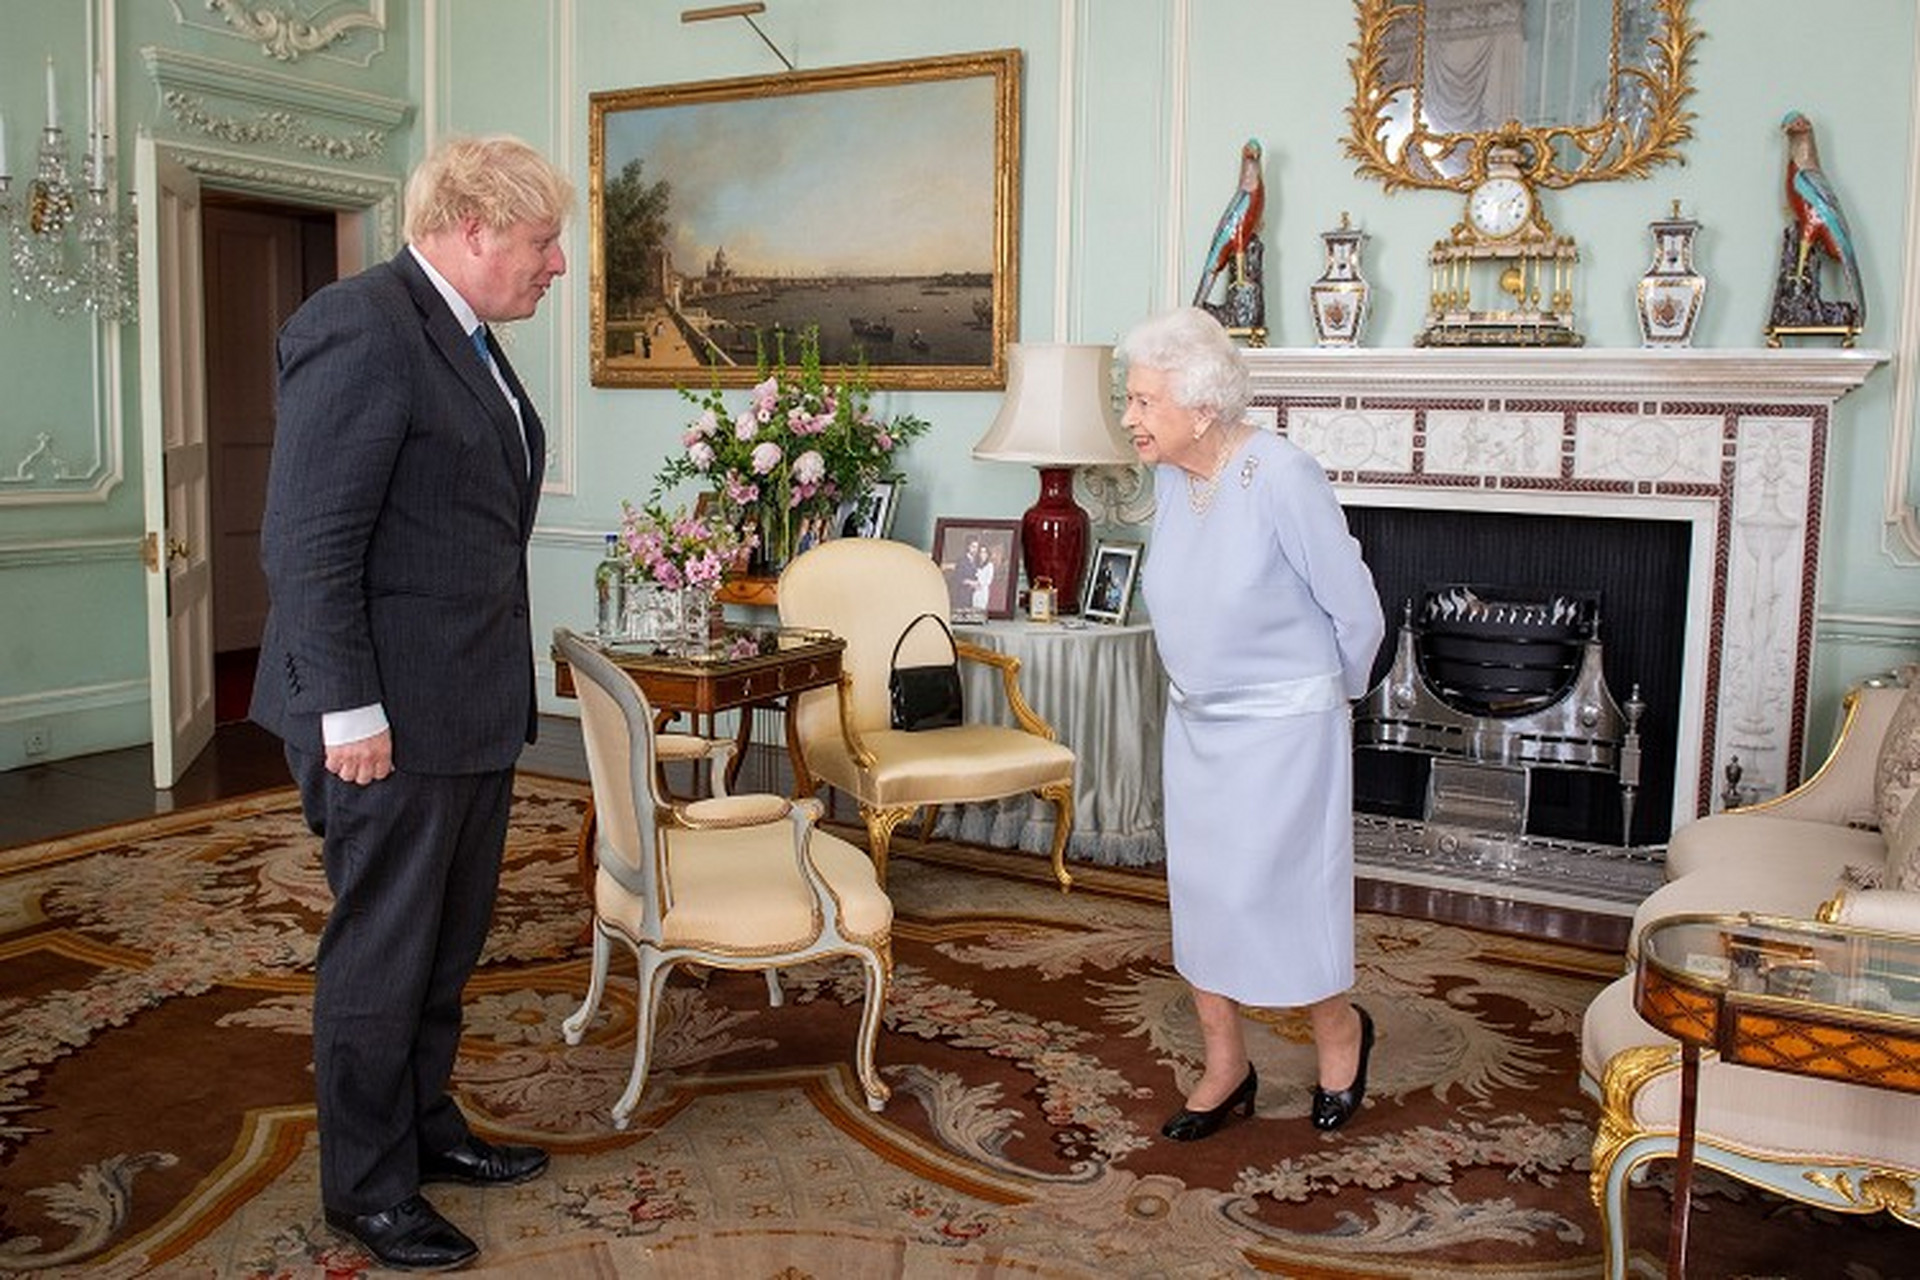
1310,1004 -> 1374,1131
1160,1064 -> 1258,1142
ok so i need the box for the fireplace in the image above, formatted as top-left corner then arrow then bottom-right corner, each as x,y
1240,347 -> 1883,906
1348,509 -> 1688,850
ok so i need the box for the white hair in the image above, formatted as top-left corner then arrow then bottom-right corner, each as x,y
1115,307 -> 1250,426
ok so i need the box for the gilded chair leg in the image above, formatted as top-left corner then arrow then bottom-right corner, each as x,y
854,942 -> 892,1112
861,805 -> 915,888
1040,779 -> 1075,892
562,922 -> 613,1044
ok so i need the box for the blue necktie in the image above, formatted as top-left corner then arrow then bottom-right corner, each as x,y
470,324 -> 491,365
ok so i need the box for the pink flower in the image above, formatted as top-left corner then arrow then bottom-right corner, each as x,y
724,474 -> 759,505
733,410 -> 758,441
751,376 -> 780,422
687,440 -> 714,470
792,450 -> 826,486
751,441 -> 783,475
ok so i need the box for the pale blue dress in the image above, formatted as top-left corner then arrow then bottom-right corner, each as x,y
1141,429 -> 1385,1007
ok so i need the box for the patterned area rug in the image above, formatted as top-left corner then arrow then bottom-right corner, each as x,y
0,777 -> 1911,1278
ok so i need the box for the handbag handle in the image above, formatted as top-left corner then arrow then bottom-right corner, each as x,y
890,611 -> 959,671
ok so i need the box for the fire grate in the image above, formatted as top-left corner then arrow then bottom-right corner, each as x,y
1357,583 -> 1646,846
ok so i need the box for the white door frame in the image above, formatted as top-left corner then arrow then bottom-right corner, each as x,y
134,140 -> 401,786
136,139 -> 214,787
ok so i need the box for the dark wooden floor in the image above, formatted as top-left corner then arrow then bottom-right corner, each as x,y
0,718 -> 1629,953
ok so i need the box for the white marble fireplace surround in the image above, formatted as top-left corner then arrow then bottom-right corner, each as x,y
1241,347 -> 1886,855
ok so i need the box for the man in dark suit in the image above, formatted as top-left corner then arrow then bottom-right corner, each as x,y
252,134 -> 571,1272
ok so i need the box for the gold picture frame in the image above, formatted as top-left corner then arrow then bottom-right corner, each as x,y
589,49 -> 1021,390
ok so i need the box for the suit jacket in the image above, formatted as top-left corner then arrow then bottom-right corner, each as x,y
251,249 -> 544,774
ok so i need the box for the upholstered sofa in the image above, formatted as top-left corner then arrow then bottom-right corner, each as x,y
1579,680 -> 1920,1279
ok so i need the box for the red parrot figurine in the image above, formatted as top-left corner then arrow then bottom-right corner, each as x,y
1192,139 -> 1265,307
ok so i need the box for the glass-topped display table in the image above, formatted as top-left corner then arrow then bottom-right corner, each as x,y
1635,914 -> 1920,1277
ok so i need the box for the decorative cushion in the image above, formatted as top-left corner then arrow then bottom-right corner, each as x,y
1849,787 -> 1920,891
1873,677 -> 1920,839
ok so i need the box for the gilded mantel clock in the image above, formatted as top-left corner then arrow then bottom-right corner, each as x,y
1417,147 -> 1583,348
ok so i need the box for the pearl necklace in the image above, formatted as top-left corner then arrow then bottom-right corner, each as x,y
1185,428 -> 1256,515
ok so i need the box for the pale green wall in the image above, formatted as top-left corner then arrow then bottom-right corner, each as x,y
1,0 -> 1916,776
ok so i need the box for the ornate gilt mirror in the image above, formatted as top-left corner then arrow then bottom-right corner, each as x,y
1346,0 -> 1699,192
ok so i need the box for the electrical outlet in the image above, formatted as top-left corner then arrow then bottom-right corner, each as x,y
23,725 -> 50,757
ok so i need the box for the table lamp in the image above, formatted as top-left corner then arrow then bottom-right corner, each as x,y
972,343 -> 1134,614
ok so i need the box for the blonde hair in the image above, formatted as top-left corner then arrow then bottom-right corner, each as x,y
403,135 -> 574,241
1116,306 -> 1251,426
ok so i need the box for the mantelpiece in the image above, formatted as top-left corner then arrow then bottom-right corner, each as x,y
1242,346 -> 1888,833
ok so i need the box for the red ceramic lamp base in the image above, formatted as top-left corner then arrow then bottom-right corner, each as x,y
1021,465 -> 1090,614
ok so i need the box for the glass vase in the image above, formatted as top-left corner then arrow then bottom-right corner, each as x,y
677,586 -> 719,657
621,575 -> 682,648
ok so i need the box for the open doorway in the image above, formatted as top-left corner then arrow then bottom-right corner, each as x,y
201,194 -> 339,722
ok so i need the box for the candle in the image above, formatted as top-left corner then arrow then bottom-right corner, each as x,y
92,68 -> 104,139
45,56 -> 58,130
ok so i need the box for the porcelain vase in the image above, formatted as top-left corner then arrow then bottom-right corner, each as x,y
1637,203 -> 1706,347
1309,213 -> 1371,347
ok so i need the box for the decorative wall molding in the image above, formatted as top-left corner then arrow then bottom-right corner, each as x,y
0,536 -> 139,570
0,679 -> 151,725
167,0 -> 388,67
142,138 -> 405,254
0,339 -> 126,507
141,45 -> 410,163
1,2 -> 127,509
1243,346 -> 1887,829
1885,14 -> 1920,563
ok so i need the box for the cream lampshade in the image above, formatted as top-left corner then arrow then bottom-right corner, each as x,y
972,343 -> 1134,614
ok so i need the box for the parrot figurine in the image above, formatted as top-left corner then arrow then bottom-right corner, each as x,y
1191,138 -> 1265,307
1781,111 -> 1864,329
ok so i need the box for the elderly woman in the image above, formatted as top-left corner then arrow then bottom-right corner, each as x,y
1121,307 -> 1386,1140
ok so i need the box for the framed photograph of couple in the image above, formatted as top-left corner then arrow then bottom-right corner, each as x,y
1083,541 -> 1142,624
587,49 -> 1021,391
932,518 -> 1021,622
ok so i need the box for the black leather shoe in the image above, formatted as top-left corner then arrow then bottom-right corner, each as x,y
324,1193 -> 477,1272
1160,1065 -> 1258,1142
1311,1004 -> 1375,1132
420,1135 -> 549,1187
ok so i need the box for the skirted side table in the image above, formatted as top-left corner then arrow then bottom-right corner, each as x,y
943,619 -> 1167,868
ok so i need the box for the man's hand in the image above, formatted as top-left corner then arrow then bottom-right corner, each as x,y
326,730 -> 394,785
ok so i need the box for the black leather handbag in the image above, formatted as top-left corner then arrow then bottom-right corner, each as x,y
888,612 -> 964,732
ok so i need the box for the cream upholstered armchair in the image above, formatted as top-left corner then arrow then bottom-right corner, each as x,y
777,538 -> 1078,889
1580,680 -> 1920,1278
554,628 -> 893,1129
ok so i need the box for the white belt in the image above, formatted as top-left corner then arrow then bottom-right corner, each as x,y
1168,671 -> 1345,722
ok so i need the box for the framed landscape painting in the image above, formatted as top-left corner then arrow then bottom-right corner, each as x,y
588,50 -> 1021,390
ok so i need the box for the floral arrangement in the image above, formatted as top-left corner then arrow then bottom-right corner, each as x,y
617,500 -> 754,590
651,327 -> 930,568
